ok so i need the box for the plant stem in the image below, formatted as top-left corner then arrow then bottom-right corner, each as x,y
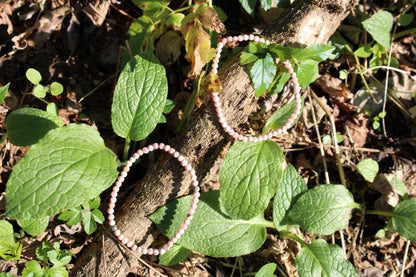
401,240 -> 410,277
345,44 -> 376,101
123,137 -> 131,162
393,28 -> 416,40
257,219 -> 276,228
176,75 -> 203,132
279,232 -> 308,247
365,209 -> 394,217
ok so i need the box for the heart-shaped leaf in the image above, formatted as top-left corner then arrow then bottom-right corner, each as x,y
112,52 -> 168,141
6,123 -> 118,220
356,158 -> 378,182
273,164 -> 307,229
220,140 -> 284,220
296,239 -> 357,277
288,185 -> 359,235
6,108 -> 65,146
150,190 -> 268,257
362,11 -> 393,49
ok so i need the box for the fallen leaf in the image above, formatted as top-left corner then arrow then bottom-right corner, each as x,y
315,73 -> 353,102
82,0 -> 110,27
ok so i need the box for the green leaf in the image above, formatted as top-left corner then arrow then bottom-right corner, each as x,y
91,209 -> 105,224
47,265 -> 69,277
389,177 -> 408,199
296,239 -> 357,277
263,96 -> 303,133
50,82 -> 63,96
17,217 -> 49,236
26,68 -> 42,85
268,44 -> 302,61
125,15 -> 154,59
356,158 -> 378,182
327,35 -> 349,60
0,220 -> 15,250
0,83 -> 9,104
390,198 -> 416,243
220,140 -> 284,220
354,44 -> 372,58
89,197 -> 101,209
268,72 -> 290,96
250,53 -> 276,97
362,11 -> 393,49
5,123 -> 118,220
133,0 -> 167,18
260,0 -> 273,11
273,164 -> 307,229
369,56 -> 382,68
295,44 -> 335,62
150,190 -> 267,257
398,14 -> 414,26
163,99 -> 175,114
166,13 -> 185,29
159,244 -> 190,266
239,0 -> 257,16
6,108 -> 65,146
33,84 -> 47,98
58,209 -> 82,226
273,0 -> 290,8
241,51 -> 259,65
22,260 -> 42,277
112,53 -> 168,141
288,185 -> 358,235
0,273 -> 15,277
295,60 -> 319,89
46,102 -> 59,116
82,211 -> 97,235
256,263 -> 277,277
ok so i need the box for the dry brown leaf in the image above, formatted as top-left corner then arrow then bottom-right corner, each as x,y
195,5 -> 226,34
182,21 -> 214,78
82,0 -> 110,27
315,73 -> 353,102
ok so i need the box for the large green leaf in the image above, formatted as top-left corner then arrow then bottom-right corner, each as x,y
390,198 -> 416,243
159,244 -> 190,266
268,44 -> 302,61
295,44 -> 335,62
112,52 -> 168,141
250,52 -> 276,97
150,191 -> 268,257
296,239 -> 357,277
362,11 -> 393,49
17,217 -> 49,236
273,164 -> 307,229
295,60 -> 319,89
220,140 -> 284,220
356,158 -> 378,182
263,96 -> 304,133
260,0 -> 273,11
0,220 -> 15,250
288,185 -> 359,235
6,108 -> 65,146
6,124 -> 118,220
0,83 -> 9,104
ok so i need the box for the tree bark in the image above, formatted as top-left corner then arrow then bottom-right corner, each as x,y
71,0 -> 357,276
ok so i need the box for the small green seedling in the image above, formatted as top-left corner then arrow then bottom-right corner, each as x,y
22,241 -> 73,277
26,68 -> 64,99
58,197 -> 105,235
0,220 -> 22,261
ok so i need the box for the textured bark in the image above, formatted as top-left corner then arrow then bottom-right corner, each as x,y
71,0 -> 357,276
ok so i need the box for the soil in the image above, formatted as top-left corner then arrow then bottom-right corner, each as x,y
0,0 -> 415,276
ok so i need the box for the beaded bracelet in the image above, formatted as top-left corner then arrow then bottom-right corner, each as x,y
211,34 -> 302,142
107,143 -> 200,256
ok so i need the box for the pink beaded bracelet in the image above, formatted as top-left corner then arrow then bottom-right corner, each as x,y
107,143 -> 200,256
211,34 -> 302,142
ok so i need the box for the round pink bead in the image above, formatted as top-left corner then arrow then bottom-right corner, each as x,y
147,248 -> 154,255
114,230 -> 121,236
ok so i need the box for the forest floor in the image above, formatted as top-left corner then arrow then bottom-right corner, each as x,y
0,0 -> 416,276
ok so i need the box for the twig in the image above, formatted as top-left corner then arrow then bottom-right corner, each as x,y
281,143 -> 395,154
230,257 -> 238,277
307,92 -> 330,184
346,208 -> 365,260
362,66 -> 416,81
78,74 -> 116,103
400,240 -> 411,277
310,89 -> 347,188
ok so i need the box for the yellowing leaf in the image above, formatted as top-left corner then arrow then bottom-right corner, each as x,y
182,21 -> 214,78
195,6 -> 226,34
